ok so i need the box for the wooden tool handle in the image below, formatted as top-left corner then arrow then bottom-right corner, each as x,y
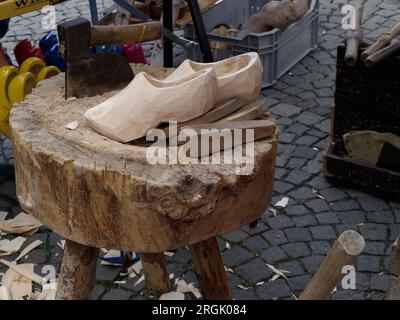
365,37 -> 400,67
90,21 -> 163,45
344,0 -> 363,66
361,21 -> 400,60
299,230 -> 365,300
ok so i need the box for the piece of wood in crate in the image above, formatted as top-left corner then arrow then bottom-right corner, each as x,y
361,21 -> 400,61
237,0 -> 309,39
217,98 -> 267,123
175,0 -> 217,28
344,0 -> 363,66
209,25 -> 238,50
343,131 -> 400,167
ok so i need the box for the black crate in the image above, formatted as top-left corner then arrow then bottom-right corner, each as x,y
323,43 -> 400,199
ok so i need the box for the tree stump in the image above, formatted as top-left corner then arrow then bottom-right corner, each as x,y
9,73 -> 278,299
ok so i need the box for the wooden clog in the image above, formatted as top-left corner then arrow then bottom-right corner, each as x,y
165,52 -> 262,104
85,68 -> 218,142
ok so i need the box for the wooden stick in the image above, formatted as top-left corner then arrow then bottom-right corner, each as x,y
90,21 -> 163,46
141,252 -> 171,293
344,0 -> 363,66
56,240 -> 99,300
365,37 -> 400,67
190,237 -> 232,300
387,236 -> 400,300
361,22 -> 400,61
299,230 -> 365,300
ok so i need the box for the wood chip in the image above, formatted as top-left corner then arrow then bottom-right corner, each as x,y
169,273 -> 175,280
15,240 -> 43,262
100,249 -> 121,266
0,259 -> 43,284
57,240 -> 65,250
35,283 -> 57,300
266,263 -> 289,280
0,236 -> 26,256
0,212 -> 42,235
187,283 -> 202,299
134,274 -> 145,286
176,279 -> 191,293
225,242 -> 231,250
0,285 -> 11,300
164,251 -> 175,257
113,280 -> 126,285
237,284 -> 251,290
159,291 -> 185,300
274,197 -> 289,208
256,281 -> 264,286
269,208 -> 277,216
65,121 -> 79,130
0,211 -> 8,221
224,266 -> 234,273
1,263 -> 34,300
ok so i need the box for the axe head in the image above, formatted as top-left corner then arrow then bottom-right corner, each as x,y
58,18 -> 134,99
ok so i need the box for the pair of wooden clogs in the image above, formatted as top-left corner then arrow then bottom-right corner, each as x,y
85,52 -> 263,143
0,57 -> 61,138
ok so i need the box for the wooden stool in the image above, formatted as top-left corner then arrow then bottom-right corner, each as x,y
10,74 -> 278,300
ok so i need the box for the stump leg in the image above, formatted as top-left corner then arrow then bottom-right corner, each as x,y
56,239 -> 99,300
141,252 -> 171,293
190,237 -> 232,300
387,236 -> 400,300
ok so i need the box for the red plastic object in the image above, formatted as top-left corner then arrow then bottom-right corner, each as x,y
0,45 -> 9,67
122,43 -> 148,65
14,39 -> 45,66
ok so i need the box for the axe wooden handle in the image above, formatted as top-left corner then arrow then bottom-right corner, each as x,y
90,21 -> 163,46
361,22 -> 400,61
365,37 -> 400,67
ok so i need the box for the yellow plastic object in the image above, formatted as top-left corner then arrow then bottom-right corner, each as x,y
0,120 -> 12,139
0,66 -> 19,121
8,72 -> 37,106
20,57 -> 46,80
37,66 -> 61,83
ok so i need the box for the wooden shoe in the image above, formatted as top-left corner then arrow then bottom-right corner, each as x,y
165,52 -> 262,104
85,68 -> 218,143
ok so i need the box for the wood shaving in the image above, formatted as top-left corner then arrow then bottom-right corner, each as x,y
159,291 -> 185,300
274,197 -> 289,208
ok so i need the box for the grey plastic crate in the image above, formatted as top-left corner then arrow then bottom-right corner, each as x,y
184,0 -> 319,88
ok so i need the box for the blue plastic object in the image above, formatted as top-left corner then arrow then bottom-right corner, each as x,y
39,32 -> 58,54
44,44 -> 66,72
0,19 -> 10,39
101,45 -> 123,55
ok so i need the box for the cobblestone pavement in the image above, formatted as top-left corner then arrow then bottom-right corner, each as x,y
0,0 -> 400,300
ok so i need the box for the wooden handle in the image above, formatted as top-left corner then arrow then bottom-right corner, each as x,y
344,0 -> 363,66
365,37 -> 400,67
90,21 -> 162,45
361,21 -> 400,60
299,230 -> 365,300
387,236 -> 400,300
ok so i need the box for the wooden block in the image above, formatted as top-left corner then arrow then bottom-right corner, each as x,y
217,98 -> 267,122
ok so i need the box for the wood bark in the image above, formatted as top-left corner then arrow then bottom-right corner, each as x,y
56,240 -> 98,300
300,230 -> 365,300
237,0 -> 309,39
141,252 -> 171,293
190,237 -> 232,300
9,73 -> 277,253
387,236 -> 400,300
